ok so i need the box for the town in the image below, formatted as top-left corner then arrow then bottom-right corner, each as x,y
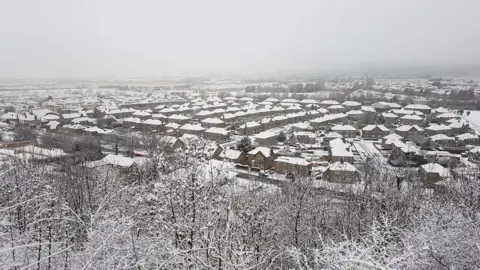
1,76 -> 479,194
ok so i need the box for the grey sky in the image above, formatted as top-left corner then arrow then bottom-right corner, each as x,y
1,0 -> 479,79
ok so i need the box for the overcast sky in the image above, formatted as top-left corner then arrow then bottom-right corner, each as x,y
1,0 -> 479,79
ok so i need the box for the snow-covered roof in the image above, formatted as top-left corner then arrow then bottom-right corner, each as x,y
362,125 -> 389,131
85,154 -> 135,168
420,163 -> 447,176
299,99 -> 319,104
240,121 -> 260,128
383,133 -> 403,141
328,105 -> 345,110
456,133 -> 478,141
361,106 -> 376,112
342,101 -> 361,106
274,156 -> 311,166
205,127 -> 229,135
327,161 -> 357,172
201,117 -> 224,124
180,124 -> 205,131
401,114 -> 423,120
219,149 -> 242,160
255,131 -> 278,139
320,100 -> 339,105
430,134 -> 454,141
331,124 -> 356,131
396,125 -> 424,132
165,122 -> 180,129
405,104 -> 431,110
168,114 -> 191,120
143,119 -> 163,125
436,112 -> 460,119
425,124 -> 451,131
381,112 -> 398,118
248,147 -> 273,157
346,110 -> 364,115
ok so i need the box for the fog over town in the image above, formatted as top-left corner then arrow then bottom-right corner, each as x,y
1,1 -> 480,269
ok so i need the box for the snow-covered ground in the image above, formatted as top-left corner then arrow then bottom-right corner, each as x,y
464,110 -> 480,134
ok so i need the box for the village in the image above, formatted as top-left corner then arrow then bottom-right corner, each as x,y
1,77 -> 479,195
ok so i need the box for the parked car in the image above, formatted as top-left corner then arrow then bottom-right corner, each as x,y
258,172 -> 268,177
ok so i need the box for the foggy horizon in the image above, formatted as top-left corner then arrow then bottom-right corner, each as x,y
1,0 -> 480,79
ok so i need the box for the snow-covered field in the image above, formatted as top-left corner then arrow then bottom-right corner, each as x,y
464,110 -> 480,134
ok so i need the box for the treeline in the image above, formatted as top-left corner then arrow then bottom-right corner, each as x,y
245,80 -> 326,93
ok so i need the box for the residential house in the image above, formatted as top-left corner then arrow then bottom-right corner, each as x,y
331,124 -> 357,138
239,121 -> 261,135
396,125 -> 425,142
322,161 -> 360,183
218,148 -> 248,164
425,124 -> 452,136
274,156 -> 311,176
294,131 -> 316,144
201,117 -> 225,128
430,134 -> 455,147
381,133 -> 403,150
179,124 -> 205,136
404,104 -> 432,114
342,101 -> 362,110
419,163 -> 448,187
400,114 -> 423,125
204,127 -> 230,142
381,112 -> 398,127
362,125 -> 390,140
328,138 -> 354,163
254,131 -> 278,146
247,147 -> 276,170
456,133 -> 480,146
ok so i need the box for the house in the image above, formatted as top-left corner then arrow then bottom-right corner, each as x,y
362,125 -> 390,140
346,110 -> 364,121
389,140 -> 423,166
322,161 -> 360,183
274,156 -> 311,176
319,100 -> 340,108
400,114 -> 423,125
382,133 -> 403,150
168,114 -> 192,125
239,121 -> 261,135
447,119 -> 469,134
179,124 -> 205,136
435,112 -> 460,123
342,101 -> 362,110
327,105 -> 346,114
132,110 -> 152,121
404,104 -> 432,114
456,133 -> 480,146
201,117 -> 225,128
218,148 -> 248,164
247,147 -> 276,170
430,134 -> 455,147
331,124 -> 357,138
419,163 -> 448,187
323,132 -> 343,144
380,112 -> 398,127
328,138 -> 354,163
122,117 -> 141,129
139,119 -> 164,131
361,106 -> 377,123
468,147 -> 480,163
254,131 -> 278,146
294,131 -> 316,144
396,125 -> 425,142
424,124 -> 452,136
204,127 -> 230,142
